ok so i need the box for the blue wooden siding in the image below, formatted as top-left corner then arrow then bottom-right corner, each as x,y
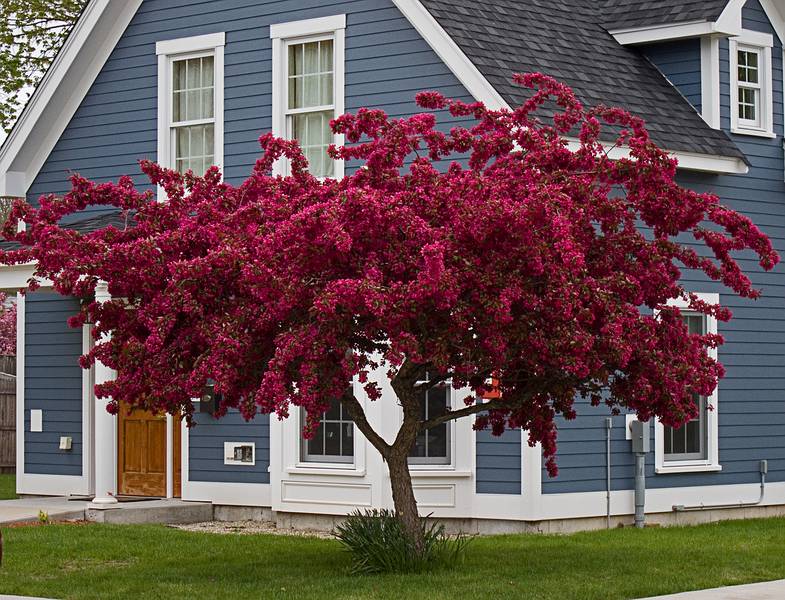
476,427 -> 521,494
642,39 -> 703,113
189,409 -> 270,483
24,293 -> 83,476
27,0 -> 474,214
544,0 -> 785,493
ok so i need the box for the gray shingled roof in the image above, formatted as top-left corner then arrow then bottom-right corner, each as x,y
420,0 -> 744,161
0,210 -> 128,250
601,0 -> 731,31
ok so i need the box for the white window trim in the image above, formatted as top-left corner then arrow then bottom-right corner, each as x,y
156,33 -> 225,201
287,378 -> 365,476
299,396 -> 355,465
654,293 -> 721,474
270,15 -> 345,179
407,377 -> 457,471
730,30 -> 775,138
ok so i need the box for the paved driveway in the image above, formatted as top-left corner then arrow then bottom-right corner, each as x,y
638,579 -> 785,599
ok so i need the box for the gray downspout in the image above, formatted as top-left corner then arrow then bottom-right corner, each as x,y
629,419 -> 650,529
634,452 -> 646,528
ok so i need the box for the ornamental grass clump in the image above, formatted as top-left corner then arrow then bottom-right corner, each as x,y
334,509 -> 472,574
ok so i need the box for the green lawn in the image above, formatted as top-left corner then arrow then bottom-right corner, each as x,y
0,474 -> 15,500
0,518 -> 784,600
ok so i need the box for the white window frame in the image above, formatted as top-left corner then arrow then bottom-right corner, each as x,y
654,292 -> 722,474
300,396 -> 355,464
270,15 -> 345,179
408,375 -> 456,470
156,33 -> 225,202
730,30 -> 775,138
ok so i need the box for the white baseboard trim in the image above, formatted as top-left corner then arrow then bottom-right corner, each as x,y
17,473 -> 90,496
181,480 -> 271,507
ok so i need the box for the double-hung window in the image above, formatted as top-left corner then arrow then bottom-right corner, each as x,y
655,293 -> 721,474
737,48 -> 761,126
171,55 -> 215,175
302,397 -> 355,464
156,33 -> 225,199
409,372 -> 451,466
271,15 -> 345,179
730,31 -> 774,137
663,314 -> 709,462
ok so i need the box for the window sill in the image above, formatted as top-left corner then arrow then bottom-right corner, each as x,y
383,469 -> 472,479
287,464 -> 366,477
656,463 -> 722,474
731,127 -> 777,139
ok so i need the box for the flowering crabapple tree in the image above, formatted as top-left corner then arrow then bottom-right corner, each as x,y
0,74 -> 778,550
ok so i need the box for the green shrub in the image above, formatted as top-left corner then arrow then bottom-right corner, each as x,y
334,508 -> 472,575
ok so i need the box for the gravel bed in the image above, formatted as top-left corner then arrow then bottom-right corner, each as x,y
171,520 -> 335,539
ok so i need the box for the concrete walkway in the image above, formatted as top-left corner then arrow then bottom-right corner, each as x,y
0,496 -> 88,525
0,496 -> 212,525
638,579 -> 785,599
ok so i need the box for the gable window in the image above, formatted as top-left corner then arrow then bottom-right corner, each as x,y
655,293 -> 721,474
271,15 -> 345,179
302,397 -> 354,464
737,49 -> 760,124
730,31 -> 774,137
409,373 -> 451,465
156,33 -> 225,201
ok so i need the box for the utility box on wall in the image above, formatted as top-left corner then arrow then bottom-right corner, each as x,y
630,419 -> 650,454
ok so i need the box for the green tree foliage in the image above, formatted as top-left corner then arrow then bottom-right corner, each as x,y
0,0 -> 86,132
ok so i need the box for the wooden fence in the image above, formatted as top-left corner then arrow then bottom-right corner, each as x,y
0,356 -> 15,474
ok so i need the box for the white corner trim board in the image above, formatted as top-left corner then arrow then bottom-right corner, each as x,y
700,37 -> 721,130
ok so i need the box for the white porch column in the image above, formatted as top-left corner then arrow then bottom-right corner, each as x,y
91,281 -> 118,505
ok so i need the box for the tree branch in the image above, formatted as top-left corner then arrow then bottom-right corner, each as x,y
340,389 -> 391,457
420,394 -> 534,431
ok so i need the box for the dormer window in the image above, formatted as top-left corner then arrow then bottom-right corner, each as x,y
730,31 -> 774,138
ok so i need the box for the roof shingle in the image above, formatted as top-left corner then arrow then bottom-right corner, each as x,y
600,0 -> 730,31
419,0 -> 743,161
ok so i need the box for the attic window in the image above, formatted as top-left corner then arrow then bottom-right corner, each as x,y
730,32 -> 774,138
737,49 -> 761,124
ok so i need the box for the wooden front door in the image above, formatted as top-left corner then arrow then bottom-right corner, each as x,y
117,408 -> 181,497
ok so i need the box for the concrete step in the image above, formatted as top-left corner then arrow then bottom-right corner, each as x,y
86,499 -> 213,525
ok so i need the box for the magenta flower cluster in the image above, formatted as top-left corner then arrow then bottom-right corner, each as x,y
1,73 -> 778,475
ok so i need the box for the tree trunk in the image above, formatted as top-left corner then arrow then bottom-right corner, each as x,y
386,450 -> 424,553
